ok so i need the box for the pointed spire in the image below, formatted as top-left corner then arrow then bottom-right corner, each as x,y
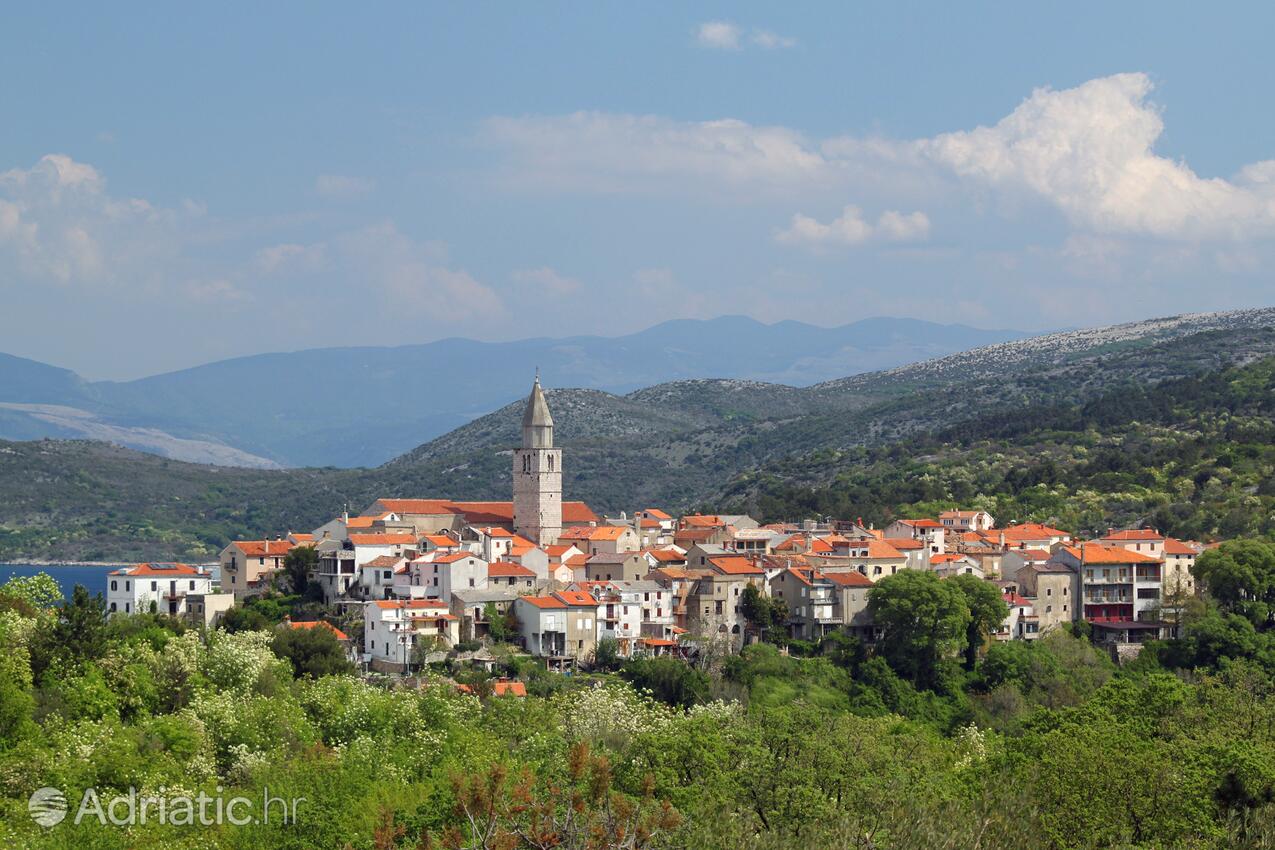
521,373 -> 554,447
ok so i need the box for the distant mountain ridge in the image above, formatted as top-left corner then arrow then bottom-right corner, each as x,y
1,307 -> 1273,562
0,316 -> 1029,467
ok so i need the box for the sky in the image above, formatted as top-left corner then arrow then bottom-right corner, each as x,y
2,2 -> 1274,380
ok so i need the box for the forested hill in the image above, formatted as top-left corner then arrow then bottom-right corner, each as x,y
2,315 -> 1275,561
723,356 -> 1275,542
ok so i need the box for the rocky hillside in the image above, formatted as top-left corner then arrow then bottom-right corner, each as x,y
2,308 -> 1273,561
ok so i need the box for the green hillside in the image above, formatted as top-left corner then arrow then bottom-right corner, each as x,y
2,317 -> 1275,562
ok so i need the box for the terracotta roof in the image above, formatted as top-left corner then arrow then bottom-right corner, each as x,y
643,548 -> 685,563
287,620 -> 349,640
368,499 -> 598,524
289,533 -> 315,542
110,562 -> 203,577
642,638 -> 677,647
343,517 -> 377,529
639,518 -> 662,529
546,544 -> 579,557
431,552 -> 479,564
1061,543 -> 1160,565
940,510 -> 982,519
362,555 -> 403,568
897,518 -> 943,529
1011,549 -> 1052,561
520,595 -> 566,609
784,567 -> 812,586
882,538 -> 924,550
1164,538 -> 1199,556
808,538 -> 834,554
478,526 -> 514,538
349,533 -> 417,546
822,571 -> 873,588
560,525 -> 630,541
564,554 -> 587,568
555,590 -> 599,606
709,556 -> 765,576
931,553 -> 968,564
681,515 -> 724,528
845,540 -> 906,559
674,528 -> 716,543
487,561 -> 536,578
231,540 -> 295,557
643,509 -> 672,520
372,599 -> 449,611
1101,529 -> 1164,541
1003,593 -> 1033,608
998,523 -> 1070,539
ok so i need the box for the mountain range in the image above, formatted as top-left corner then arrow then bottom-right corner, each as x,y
1,307 -> 1273,562
0,316 -> 1029,469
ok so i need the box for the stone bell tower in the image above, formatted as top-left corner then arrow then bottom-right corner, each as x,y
513,374 -> 562,546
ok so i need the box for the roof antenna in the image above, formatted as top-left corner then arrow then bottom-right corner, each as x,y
535,366 -> 540,383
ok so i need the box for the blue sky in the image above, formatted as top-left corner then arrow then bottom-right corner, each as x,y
3,2 -> 1274,379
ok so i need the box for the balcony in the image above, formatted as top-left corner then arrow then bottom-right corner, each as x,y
1084,593 -> 1132,604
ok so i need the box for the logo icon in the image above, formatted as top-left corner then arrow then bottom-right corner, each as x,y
29,786 -> 68,827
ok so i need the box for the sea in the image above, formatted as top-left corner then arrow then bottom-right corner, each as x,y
0,564 -> 120,600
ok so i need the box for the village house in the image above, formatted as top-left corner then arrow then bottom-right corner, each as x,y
486,560 -> 539,591
404,551 -> 488,602
686,555 -> 766,648
107,563 -> 215,618
1051,543 -> 1169,643
558,524 -> 640,555
884,519 -> 945,555
583,551 -> 648,582
939,510 -> 995,532
450,587 -> 522,642
363,598 -> 460,672
1012,560 -> 1078,634
219,539 -> 296,597
513,590 -> 600,661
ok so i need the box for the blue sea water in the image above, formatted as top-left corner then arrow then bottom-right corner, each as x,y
0,564 -> 120,601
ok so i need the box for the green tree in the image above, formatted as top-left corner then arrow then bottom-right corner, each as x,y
868,571 -> 971,689
271,623 -> 354,679
621,656 -> 710,708
484,601 -> 516,644
950,573 -> 1009,669
1194,540 -> 1275,625
0,572 -> 62,611
283,545 -> 318,596
741,582 -> 785,642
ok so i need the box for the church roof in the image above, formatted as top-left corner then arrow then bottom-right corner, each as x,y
522,376 -> 554,431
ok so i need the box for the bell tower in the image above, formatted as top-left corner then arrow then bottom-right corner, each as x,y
513,373 -> 562,546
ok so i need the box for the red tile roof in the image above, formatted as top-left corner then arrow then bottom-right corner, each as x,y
560,525 -> 630,541
1101,529 -> 1164,541
362,555 -> 404,568
369,499 -> 598,524
708,556 -> 765,576
1164,538 -> 1199,556
681,515 -> 724,528
287,620 -> 349,640
349,533 -> 417,546
822,571 -> 873,588
231,540 -> 295,557
487,561 -> 536,578
1061,544 -> 1160,565
110,562 -> 203,577
643,509 -> 672,520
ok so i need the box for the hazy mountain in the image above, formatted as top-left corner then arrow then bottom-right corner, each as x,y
2,308 -> 1272,562
0,316 -> 1028,467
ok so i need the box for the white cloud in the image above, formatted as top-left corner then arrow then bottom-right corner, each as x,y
920,73 -> 1275,239
482,112 -> 827,194
254,242 -> 328,275
750,29 -> 797,50
335,222 -> 503,319
0,154 -> 186,287
486,73 -> 1275,243
315,174 -> 375,198
511,266 -> 580,296
776,206 -> 930,247
696,21 -> 741,50
696,21 -> 796,50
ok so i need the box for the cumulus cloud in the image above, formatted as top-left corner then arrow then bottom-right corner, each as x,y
696,21 -> 796,50
315,174 -> 375,199
776,206 -> 930,247
921,73 -> 1275,239
0,154 -> 187,287
486,73 -> 1275,242
511,266 -> 580,296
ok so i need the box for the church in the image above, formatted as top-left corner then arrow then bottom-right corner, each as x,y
359,375 -> 598,540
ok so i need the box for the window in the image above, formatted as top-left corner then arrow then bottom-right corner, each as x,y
125,581 -> 130,591
110,580 -> 117,591
151,581 -> 157,591
109,602 -> 117,612
125,603 -> 131,613
1046,588 -> 1052,596
189,580 -> 196,590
